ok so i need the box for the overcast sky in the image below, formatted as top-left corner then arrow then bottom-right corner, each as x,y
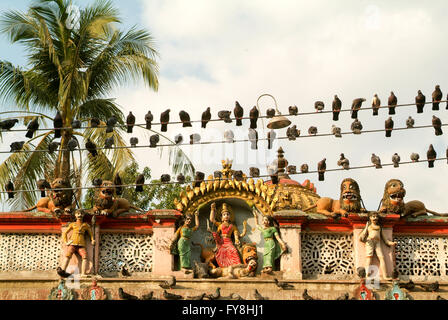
0,0 -> 447,212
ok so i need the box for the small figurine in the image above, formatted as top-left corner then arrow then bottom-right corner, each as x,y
359,211 -> 397,280
170,211 -> 200,273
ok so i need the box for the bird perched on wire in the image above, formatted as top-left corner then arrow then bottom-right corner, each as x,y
174,134 -> 183,145
234,101 -> 244,126
432,85 -> 442,110
126,112 -> 135,133
135,174 -> 145,192
10,141 -> 25,152
267,130 -> 276,149
6,180 -> 14,199
26,117 -> 39,139
432,115 -> 443,136
420,281 -> 439,292
214,171 -> 223,179
332,95 -> 342,121
145,110 -> 153,129
388,91 -> 397,115
150,134 -> 159,148
318,158 -> 326,181
286,125 -> 300,140
289,105 -> 298,115
406,116 -> 415,128
415,90 -> 426,113
410,153 -> 420,162
104,136 -> 114,149
160,109 -> 170,132
194,172 -> 205,187
372,94 -> 381,116
266,108 -> 276,118
250,167 -> 260,177
37,179 -> 51,198
337,153 -> 350,170
130,137 -> 138,147
141,291 -> 154,300
206,287 -> 221,300
351,118 -> 363,134
67,137 -> 78,151
234,170 -> 244,181
48,141 -> 60,154
254,289 -> 266,300
351,98 -> 365,119
90,118 -> 100,128
224,130 -> 234,143
331,125 -> 342,138
190,133 -> 201,144
314,101 -> 325,112
218,110 -> 232,123
179,110 -> 192,127
399,280 -> 415,291
248,128 -> 258,150
274,278 -> 294,290
118,288 -> 139,300
249,106 -> 259,129
106,116 -> 117,133
163,290 -> 183,300
161,174 -> 171,183
427,144 -> 437,168
71,119 -> 81,129
177,173 -> 185,184
0,119 -> 19,131
301,164 -> 309,173
201,107 -> 211,128
114,172 -> 123,195
53,111 -> 63,138
385,117 -> 394,137
308,126 -> 318,136
287,165 -> 297,175
371,153 -> 382,169
392,153 -> 401,168
302,289 -> 315,300
85,138 -> 98,157
92,178 -> 102,187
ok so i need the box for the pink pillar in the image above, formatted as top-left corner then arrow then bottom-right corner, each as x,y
277,216 -> 306,279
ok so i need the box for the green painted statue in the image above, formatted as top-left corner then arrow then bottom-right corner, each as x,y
170,211 -> 199,273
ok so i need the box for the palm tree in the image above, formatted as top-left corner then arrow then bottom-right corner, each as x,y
0,0 -> 194,209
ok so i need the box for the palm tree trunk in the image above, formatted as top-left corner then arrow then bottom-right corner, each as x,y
59,129 -> 72,178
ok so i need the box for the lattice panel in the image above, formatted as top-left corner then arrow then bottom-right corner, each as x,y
0,233 -> 61,271
99,233 -> 153,273
301,233 -> 355,277
394,236 -> 448,277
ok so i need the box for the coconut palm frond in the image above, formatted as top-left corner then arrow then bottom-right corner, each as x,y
77,98 -> 124,123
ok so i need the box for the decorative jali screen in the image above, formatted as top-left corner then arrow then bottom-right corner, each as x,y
99,233 -> 154,273
0,233 -> 61,271
301,233 -> 355,278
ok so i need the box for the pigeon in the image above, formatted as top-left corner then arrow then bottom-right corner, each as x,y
300,164 -> 309,173
135,174 -> 145,192
302,289 -> 315,300
56,267 -> 71,278
331,125 -> 342,138
53,112 -> 63,138
106,116 -> 117,133
130,137 -> 139,147
351,118 -> 363,134
432,85 -> 442,110
314,101 -> 325,112
118,288 -> 138,300
37,179 -> 51,197
206,287 -> 221,300
427,144 -> 437,168
415,90 -> 426,113
126,112 -> 135,133
308,126 -> 318,136
10,141 -> 25,152
186,293 -> 206,300
229,293 -> 244,300
161,174 -> 171,183
432,115 -> 443,136
6,180 -> 14,199
317,158 -> 326,181
266,108 -> 276,118
336,293 -> 350,300
437,296 -> 446,300
385,117 -> 394,137
201,107 -> 211,128
150,134 -> 159,148
249,106 -> 259,129
0,119 -> 19,131
267,130 -> 276,149
160,109 -> 170,132
399,280 -> 415,291
289,105 -> 298,115
392,153 -> 401,168
410,153 -> 420,162
224,130 -> 234,143
163,290 -> 183,300
174,134 -> 183,145
351,98 -> 366,119
357,267 -> 366,279
406,116 -> 415,128
104,136 -> 114,149
90,118 -> 100,128
176,173 -> 185,184
234,101 -> 244,126
114,172 -> 123,195
420,281 -> 439,292
274,278 -> 294,290
179,110 -> 192,127
218,110 -> 232,123
388,91 -> 397,115
85,138 -> 98,157
287,165 -> 297,174
145,110 -> 153,129
337,153 -> 350,170
121,265 -> 131,277
48,141 -> 60,154
248,128 -> 258,150
332,95 -> 342,121
26,117 -> 39,138
67,137 -> 78,151
190,133 -> 201,144
71,119 -> 81,129
371,153 -> 382,169
194,172 -> 205,187
250,167 -> 260,177
214,171 -> 223,179
141,291 -> 154,300
92,178 -> 102,187
253,289 -> 266,300
286,125 -> 300,140
372,94 -> 381,116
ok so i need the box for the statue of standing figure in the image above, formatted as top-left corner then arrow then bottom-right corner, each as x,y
170,211 -> 200,273
252,209 -> 287,274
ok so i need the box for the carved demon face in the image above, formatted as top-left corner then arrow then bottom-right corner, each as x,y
241,243 -> 258,265
49,178 -> 73,207
339,178 -> 361,212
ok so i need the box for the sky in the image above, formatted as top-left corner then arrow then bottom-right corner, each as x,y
0,0 -> 447,212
